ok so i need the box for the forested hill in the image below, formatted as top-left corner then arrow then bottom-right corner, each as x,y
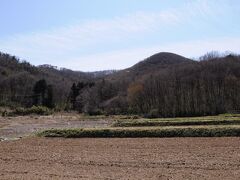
1,51 -> 240,117
106,52 -> 195,82
82,52 -> 240,117
0,52 -> 106,108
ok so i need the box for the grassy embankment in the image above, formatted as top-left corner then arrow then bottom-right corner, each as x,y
112,114 -> 240,127
37,125 -> 240,138
37,114 -> 240,138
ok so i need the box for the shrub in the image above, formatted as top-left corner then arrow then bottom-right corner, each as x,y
11,106 -> 52,116
87,109 -> 103,116
144,109 -> 159,118
1,110 -> 8,117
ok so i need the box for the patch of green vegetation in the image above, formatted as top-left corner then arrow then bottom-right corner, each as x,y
77,114 -> 140,122
112,114 -> 240,127
37,125 -> 240,138
220,113 -> 240,117
82,114 -> 106,119
8,106 -> 52,116
112,119 -> 240,127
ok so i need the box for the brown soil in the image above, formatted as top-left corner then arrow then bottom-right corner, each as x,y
0,114 -> 111,140
0,137 -> 240,180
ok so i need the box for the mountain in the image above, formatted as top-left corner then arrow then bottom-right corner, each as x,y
1,51 -> 240,118
0,51 -> 195,109
0,52 -> 95,107
132,52 -> 192,69
90,52 -> 240,117
106,52 -> 194,82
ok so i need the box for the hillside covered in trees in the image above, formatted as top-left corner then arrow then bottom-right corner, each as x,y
0,52 -> 111,109
0,51 -> 240,117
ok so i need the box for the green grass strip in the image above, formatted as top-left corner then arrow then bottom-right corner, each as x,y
112,119 -> 240,127
37,125 -> 240,138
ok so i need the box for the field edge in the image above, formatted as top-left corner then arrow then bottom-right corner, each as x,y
36,126 -> 240,138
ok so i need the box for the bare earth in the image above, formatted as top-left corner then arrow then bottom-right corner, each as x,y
0,115 -> 240,179
0,114 -> 111,140
0,137 -> 240,180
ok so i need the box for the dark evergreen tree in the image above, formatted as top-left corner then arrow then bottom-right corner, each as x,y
45,85 -> 54,108
70,83 -> 80,110
33,79 -> 47,106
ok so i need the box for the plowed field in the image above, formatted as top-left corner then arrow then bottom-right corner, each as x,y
0,137 -> 240,179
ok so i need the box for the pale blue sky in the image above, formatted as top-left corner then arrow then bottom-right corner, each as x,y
0,0 -> 240,71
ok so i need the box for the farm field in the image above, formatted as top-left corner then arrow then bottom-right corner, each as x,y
1,113 -> 240,140
1,113 -> 240,179
0,113 -> 112,140
37,114 -> 240,138
0,137 -> 240,179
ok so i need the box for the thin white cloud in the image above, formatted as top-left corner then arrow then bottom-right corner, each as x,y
0,10 -> 182,68
59,37 -> 240,71
0,0 -> 238,71
1,10 -> 179,53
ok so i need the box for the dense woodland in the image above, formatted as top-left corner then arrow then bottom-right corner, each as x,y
0,51 -> 240,117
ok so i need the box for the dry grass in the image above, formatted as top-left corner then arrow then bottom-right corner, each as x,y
112,114 -> 240,127
37,125 -> 240,138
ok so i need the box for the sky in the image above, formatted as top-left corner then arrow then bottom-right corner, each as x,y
0,0 -> 240,71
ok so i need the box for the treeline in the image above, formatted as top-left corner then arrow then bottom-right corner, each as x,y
69,54 -> 240,117
0,52 -> 94,109
69,79 -> 124,115
127,55 -> 240,117
1,51 -> 240,117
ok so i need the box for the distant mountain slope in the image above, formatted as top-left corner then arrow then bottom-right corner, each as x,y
1,50 -> 240,117
94,53 -> 240,117
106,52 -> 195,82
0,52 -> 94,107
133,52 -> 192,68
0,51 -> 194,108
